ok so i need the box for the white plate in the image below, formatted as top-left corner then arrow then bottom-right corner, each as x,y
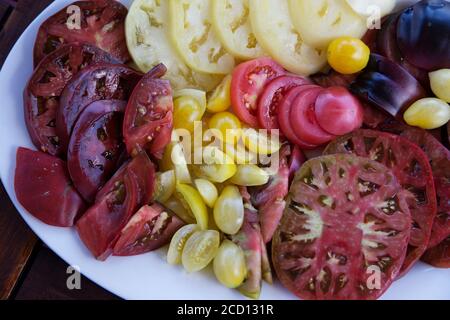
0,0 -> 449,300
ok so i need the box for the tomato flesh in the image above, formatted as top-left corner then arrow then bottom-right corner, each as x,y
113,203 -> 185,256
57,63 -> 143,153
257,75 -> 310,130
15,147 -> 86,227
123,65 -> 174,159
422,237 -> 450,268
231,58 -> 285,127
34,0 -> 130,66
67,100 -> 126,203
325,130 -> 437,275
24,43 -> 118,157
314,86 -> 363,136
273,154 -> 411,300
290,88 -> 335,146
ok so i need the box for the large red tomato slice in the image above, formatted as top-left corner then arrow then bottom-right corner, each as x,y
123,66 -> 173,159
34,0 -> 130,66
314,87 -> 363,136
421,237 -> 450,268
378,122 -> 450,248
57,63 -> 143,153
325,129 -> 437,275
290,88 -> 336,146
231,58 -> 285,127
15,147 -> 86,227
113,203 -> 184,256
24,43 -> 118,157
76,152 -> 155,260
273,154 -> 411,300
257,76 -> 310,130
278,85 -> 320,149
67,100 -> 126,203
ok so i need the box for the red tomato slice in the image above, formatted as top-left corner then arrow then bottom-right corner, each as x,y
231,58 -> 285,127
257,75 -> 310,129
123,65 -> 173,159
422,237 -> 450,268
278,85 -> 320,149
290,88 -> 336,146
67,100 -> 126,203
15,147 -> 86,227
314,86 -> 363,136
113,203 -> 185,256
288,144 -> 306,183
34,0 -> 130,66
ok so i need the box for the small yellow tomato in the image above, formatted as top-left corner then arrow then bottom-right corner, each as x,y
213,240 -> 247,288
404,98 -> 450,130
171,142 -> 192,184
194,179 -> 219,208
173,96 -> 205,132
327,37 -> 370,75
174,89 -> 207,113
198,147 -> 237,183
154,170 -> 176,203
242,128 -> 281,155
207,75 -> 232,113
163,197 -> 196,224
221,142 -> 256,165
182,230 -> 221,273
208,112 -> 242,145
176,183 -> 209,230
167,224 -> 199,265
430,69 -> 450,103
213,185 -> 244,235
230,165 -> 270,187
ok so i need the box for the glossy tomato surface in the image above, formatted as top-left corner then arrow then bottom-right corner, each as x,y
57,63 -> 142,153
325,130 -> 437,275
123,65 -> 173,159
231,58 -> 285,127
34,0 -> 130,66
24,43 -> 118,157
15,147 -> 86,227
422,237 -> 450,268
67,100 -> 126,203
273,154 -> 411,300
113,203 -> 184,256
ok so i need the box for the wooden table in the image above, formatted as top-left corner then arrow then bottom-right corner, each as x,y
0,0 -> 117,300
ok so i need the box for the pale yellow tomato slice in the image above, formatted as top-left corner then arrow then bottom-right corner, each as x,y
242,128 -> 281,155
207,75 -> 232,114
163,196 -> 196,224
230,164 -> 269,186
167,224 -> 200,265
213,240 -> 247,288
176,183 -> 209,230
346,0 -> 396,17
182,230 -> 221,272
194,179 -> 219,208
213,185 -> 244,235
154,170 -> 176,203
198,147 -> 237,183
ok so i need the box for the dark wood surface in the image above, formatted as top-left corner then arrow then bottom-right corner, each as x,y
0,0 -> 117,300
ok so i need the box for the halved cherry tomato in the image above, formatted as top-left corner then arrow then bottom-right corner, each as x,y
278,85 -> 320,149
113,203 -> 184,257
33,0 -> 130,66
208,112 -> 242,144
290,88 -> 335,145
231,58 -> 285,127
314,86 -> 363,136
15,147 -> 86,227
123,65 -> 174,159
257,76 -> 310,129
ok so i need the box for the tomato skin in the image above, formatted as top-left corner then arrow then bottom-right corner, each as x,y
287,144 -> 306,183
113,203 -> 185,257
257,75 -> 311,130
422,237 -> 450,268
278,85 -> 320,149
290,88 -> 335,146
231,58 -> 286,127
15,147 -> 86,227
33,0 -> 130,66
314,86 -> 363,136
123,65 -> 174,159
327,37 -> 370,75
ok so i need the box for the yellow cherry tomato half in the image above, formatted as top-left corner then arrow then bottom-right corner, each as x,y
207,75 -> 232,113
182,230 -> 221,273
213,240 -> 247,288
173,96 -> 205,133
198,147 -> 237,183
327,37 -> 370,75
404,98 -> 450,130
154,170 -> 176,203
208,111 -> 242,145
194,179 -> 219,208
230,164 -> 270,187
167,224 -> 200,265
173,89 -> 207,113
175,183 -> 209,230
213,185 -> 244,235
163,196 -> 196,224
429,69 -> 450,103
221,142 -> 256,165
242,128 -> 281,155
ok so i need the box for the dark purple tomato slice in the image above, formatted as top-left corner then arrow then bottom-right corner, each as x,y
67,100 -> 126,203
324,129 -> 437,275
421,237 -> 450,268
273,154 -> 411,300
24,43 -> 118,157
123,66 -> 173,159
113,203 -> 185,256
76,152 -> 155,260
34,0 -> 130,66
15,147 -> 86,227
57,63 -> 143,153
257,75 -> 311,130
